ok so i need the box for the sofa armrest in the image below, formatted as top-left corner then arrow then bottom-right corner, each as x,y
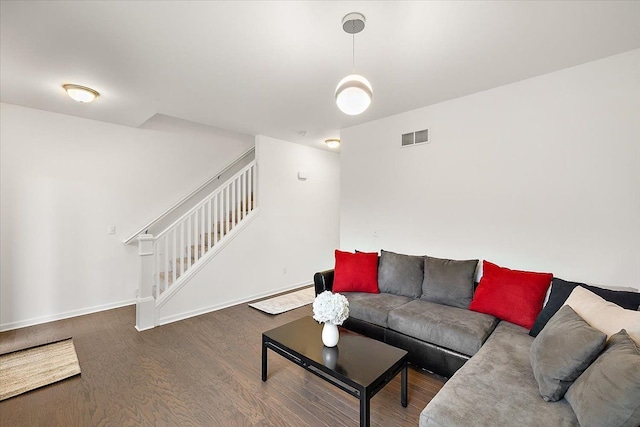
313,269 -> 334,295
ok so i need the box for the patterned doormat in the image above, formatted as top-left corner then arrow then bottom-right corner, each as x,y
249,286 -> 315,315
0,338 -> 81,400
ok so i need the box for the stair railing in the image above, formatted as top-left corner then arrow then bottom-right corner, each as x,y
136,160 -> 257,330
124,146 -> 255,245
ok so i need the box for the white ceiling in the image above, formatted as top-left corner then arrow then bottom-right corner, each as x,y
2,1 -> 640,151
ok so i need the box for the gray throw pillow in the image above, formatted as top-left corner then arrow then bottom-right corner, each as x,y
529,305 -> 606,402
420,256 -> 478,308
377,250 -> 424,298
565,329 -> 640,427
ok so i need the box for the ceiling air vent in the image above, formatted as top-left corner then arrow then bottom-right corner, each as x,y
401,129 -> 429,147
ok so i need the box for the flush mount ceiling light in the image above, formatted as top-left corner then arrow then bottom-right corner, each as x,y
325,138 -> 341,149
335,12 -> 372,116
63,84 -> 99,103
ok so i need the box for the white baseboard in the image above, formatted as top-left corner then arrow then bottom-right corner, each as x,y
0,281 -> 315,332
0,298 -> 137,332
158,280 -> 312,327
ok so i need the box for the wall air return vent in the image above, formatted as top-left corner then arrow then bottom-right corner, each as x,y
401,129 -> 429,147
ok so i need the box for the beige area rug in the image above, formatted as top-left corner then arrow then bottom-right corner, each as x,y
0,338 -> 81,400
249,286 -> 315,315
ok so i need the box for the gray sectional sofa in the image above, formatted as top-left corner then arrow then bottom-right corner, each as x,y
420,321 -> 579,426
314,251 -> 496,378
314,250 -> 640,427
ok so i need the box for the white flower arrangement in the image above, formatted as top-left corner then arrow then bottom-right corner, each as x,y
312,291 -> 350,325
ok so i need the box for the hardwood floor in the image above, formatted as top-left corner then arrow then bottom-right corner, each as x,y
0,292 -> 444,426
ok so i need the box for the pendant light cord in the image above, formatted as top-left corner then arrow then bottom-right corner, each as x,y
352,21 -> 355,74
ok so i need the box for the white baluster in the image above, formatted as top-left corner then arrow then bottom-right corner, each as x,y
172,228 -> 177,285
164,235 -> 169,291
244,169 -> 248,216
239,173 -> 242,219
231,179 -> 236,228
154,241 -> 159,298
213,194 -> 218,245
180,222 -> 185,276
241,175 -> 245,217
224,186 -> 228,234
200,205 -> 205,257
193,210 -> 199,262
187,216 -> 192,269
237,176 -> 241,219
239,175 -> 243,219
207,199 -> 212,250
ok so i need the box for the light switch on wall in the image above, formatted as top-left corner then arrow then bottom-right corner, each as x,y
108,225 -> 116,235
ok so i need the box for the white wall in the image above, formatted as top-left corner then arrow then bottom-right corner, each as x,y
0,103 -> 254,330
158,135 -> 340,324
340,49 -> 640,289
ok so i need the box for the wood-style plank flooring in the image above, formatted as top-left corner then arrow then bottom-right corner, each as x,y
0,291 -> 444,426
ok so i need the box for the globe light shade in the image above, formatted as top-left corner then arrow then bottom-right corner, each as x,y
335,74 -> 372,115
63,84 -> 99,103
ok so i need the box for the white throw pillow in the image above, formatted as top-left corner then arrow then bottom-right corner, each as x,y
564,286 -> 640,344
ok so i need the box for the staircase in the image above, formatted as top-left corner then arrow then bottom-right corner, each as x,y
136,159 -> 258,330
156,194 -> 255,290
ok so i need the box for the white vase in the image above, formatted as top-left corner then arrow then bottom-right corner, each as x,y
322,322 -> 339,347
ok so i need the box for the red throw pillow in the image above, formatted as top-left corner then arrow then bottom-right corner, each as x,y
469,260 -> 553,330
332,250 -> 380,293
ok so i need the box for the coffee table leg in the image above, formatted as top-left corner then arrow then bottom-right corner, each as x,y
360,392 -> 370,427
261,336 -> 267,381
401,362 -> 407,407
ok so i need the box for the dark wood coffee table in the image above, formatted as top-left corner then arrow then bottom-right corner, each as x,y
262,316 -> 408,427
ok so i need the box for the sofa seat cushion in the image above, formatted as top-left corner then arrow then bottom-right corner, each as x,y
342,292 -> 412,328
420,321 -> 579,427
387,300 -> 498,357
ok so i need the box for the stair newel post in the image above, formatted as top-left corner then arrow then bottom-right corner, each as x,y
136,234 -> 157,331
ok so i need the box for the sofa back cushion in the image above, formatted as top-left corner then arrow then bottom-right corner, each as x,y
530,277 -> 640,337
377,250 -> 424,298
421,256 -> 478,309
469,260 -> 552,330
332,250 -> 380,293
564,286 -> 640,344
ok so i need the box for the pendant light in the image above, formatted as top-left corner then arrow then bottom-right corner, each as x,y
335,12 -> 372,116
